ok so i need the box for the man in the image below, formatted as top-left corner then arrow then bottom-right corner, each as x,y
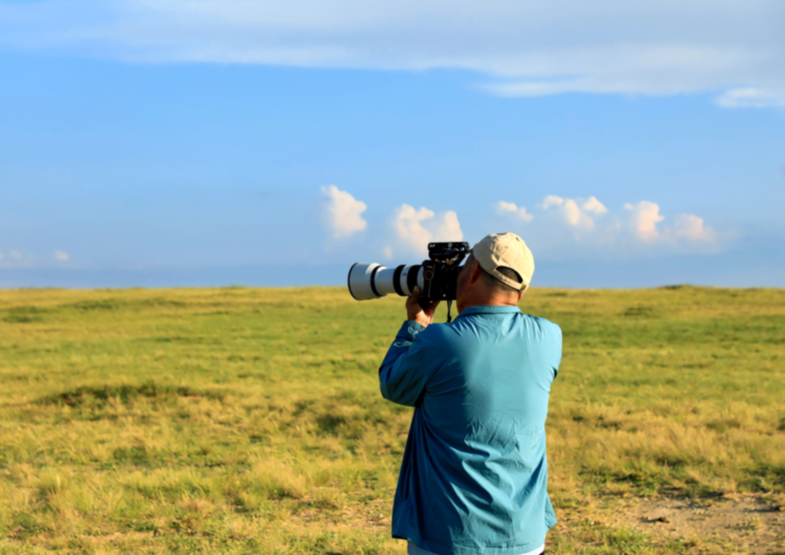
378,232 -> 562,555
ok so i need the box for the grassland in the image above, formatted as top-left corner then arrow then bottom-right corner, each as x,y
0,286 -> 783,554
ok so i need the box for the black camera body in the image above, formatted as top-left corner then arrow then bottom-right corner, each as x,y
419,242 -> 470,304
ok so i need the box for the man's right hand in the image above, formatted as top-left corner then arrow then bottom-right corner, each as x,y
406,287 -> 440,327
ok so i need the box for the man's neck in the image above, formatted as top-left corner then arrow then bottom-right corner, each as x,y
458,295 -> 518,313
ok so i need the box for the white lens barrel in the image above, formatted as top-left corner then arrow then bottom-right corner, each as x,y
348,263 -> 383,300
372,267 -> 399,297
348,263 -> 425,301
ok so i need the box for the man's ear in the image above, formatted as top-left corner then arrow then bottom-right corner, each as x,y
468,260 -> 483,284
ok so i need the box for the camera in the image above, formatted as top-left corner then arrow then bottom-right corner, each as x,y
347,242 -> 470,304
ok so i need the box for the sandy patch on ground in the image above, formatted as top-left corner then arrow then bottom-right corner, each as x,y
609,493 -> 785,553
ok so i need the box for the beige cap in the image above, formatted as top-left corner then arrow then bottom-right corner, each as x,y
472,232 -> 534,291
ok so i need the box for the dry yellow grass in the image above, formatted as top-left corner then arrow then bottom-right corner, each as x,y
0,285 -> 783,553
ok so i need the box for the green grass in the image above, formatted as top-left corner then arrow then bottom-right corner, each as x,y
0,286 -> 783,553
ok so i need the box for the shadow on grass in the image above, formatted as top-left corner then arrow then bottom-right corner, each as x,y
1,297 -> 188,324
35,382 -> 225,408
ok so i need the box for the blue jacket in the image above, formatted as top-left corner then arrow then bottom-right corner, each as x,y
379,305 -> 562,555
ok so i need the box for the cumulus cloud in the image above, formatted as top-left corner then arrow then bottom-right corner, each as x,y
623,201 -> 717,245
671,214 -> 716,242
541,195 -> 564,210
540,195 -> 607,230
392,205 -> 434,250
624,201 -> 665,242
582,196 -> 608,215
1,1 -> 783,107
321,185 -> 367,239
497,201 -> 533,222
54,250 -> 69,261
527,195 -> 717,254
388,204 -> 463,257
433,211 -> 463,242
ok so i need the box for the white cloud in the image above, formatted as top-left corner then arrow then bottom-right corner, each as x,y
582,196 -> 608,215
561,200 -> 589,228
540,195 -> 604,231
497,201 -> 533,222
624,201 -> 665,242
715,87 -> 785,108
528,196 -> 717,255
623,201 -> 717,245
391,204 -> 463,256
672,213 -> 716,242
393,205 -> 434,251
432,211 -> 463,242
0,252 -> 3,261
321,185 -> 367,239
10,250 -> 22,260
541,195 -> 565,210
1,1 -> 783,107
54,250 -> 69,261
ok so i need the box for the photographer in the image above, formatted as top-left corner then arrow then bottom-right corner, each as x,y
379,233 -> 562,555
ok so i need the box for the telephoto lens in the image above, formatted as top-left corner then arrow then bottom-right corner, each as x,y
347,242 -> 470,303
347,263 -> 423,301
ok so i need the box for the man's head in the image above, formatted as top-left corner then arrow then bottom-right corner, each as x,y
455,233 -> 534,312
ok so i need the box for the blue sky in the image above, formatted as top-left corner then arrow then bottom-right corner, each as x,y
1,1 -> 784,288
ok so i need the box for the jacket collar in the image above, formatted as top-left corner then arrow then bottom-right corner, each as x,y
454,305 -> 521,320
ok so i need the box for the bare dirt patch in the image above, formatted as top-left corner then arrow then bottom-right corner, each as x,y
611,494 -> 785,553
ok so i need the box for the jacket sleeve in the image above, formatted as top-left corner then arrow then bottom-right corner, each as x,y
379,321 -> 440,407
552,323 -> 563,379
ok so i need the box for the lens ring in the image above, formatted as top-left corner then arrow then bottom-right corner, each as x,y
370,265 -> 383,297
393,265 -> 405,296
347,262 -> 359,300
407,265 -> 421,295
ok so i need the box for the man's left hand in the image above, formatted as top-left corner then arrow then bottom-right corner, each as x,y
406,287 -> 440,327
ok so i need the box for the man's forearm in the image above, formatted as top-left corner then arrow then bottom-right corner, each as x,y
377,320 -> 429,407
379,321 -> 426,375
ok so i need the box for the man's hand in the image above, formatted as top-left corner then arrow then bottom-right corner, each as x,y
406,287 -> 440,327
